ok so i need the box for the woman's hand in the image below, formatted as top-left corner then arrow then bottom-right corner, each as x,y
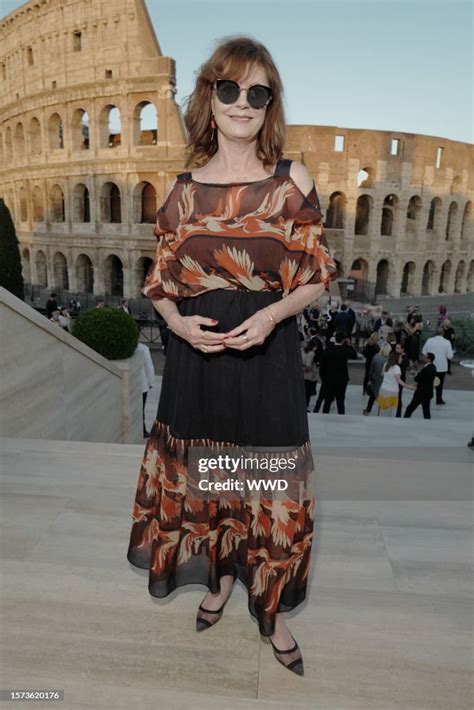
221,308 -> 275,350
168,313 -> 227,354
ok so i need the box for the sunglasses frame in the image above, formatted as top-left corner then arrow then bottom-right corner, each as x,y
213,79 -> 273,110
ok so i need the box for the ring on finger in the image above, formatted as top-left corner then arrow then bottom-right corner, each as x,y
243,334 -> 249,343
201,345 -> 208,353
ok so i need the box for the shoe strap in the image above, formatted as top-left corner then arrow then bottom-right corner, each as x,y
198,604 -> 223,614
270,639 -> 298,655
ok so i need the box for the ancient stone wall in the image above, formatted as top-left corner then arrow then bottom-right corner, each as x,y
1,0 -> 472,299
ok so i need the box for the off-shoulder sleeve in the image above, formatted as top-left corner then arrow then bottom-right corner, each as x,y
141,181 -> 184,303
282,182 -> 338,295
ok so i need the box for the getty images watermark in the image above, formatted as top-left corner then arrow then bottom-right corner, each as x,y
187,445 -> 315,500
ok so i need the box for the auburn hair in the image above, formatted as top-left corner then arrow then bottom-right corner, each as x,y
183,36 -> 286,169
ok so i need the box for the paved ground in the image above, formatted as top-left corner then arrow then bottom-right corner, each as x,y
2,393 -> 472,709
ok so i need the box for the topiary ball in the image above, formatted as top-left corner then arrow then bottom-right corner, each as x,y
72,307 -> 140,360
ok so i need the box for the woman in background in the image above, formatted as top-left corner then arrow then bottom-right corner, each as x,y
376,350 -> 415,416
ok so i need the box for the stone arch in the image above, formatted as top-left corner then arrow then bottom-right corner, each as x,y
35,250 -> 48,286
49,184 -> 65,222
427,197 -> 442,232
349,257 -> 369,280
99,105 -> 121,148
349,257 -> 369,300
48,113 -> 64,150
355,194 -> 372,235
15,122 -> 25,159
136,255 -> 154,294
438,260 -> 451,293
401,261 -> 416,296
103,254 -> 123,296
460,201 -> 472,248
381,193 -> 399,236
325,192 -> 345,229
406,195 -> 422,238
421,260 -> 435,295
19,186 -> 28,222
32,186 -> 44,222
5,126 -> 13,162
5,189 -> 15,221
71,108 -> 90,151
29,116 -> 42,155
375,259 -> 390,295
467,260 -> 474,292
132,181 -> 156,223
132,100 -> 158,146
100,182 -> 121,223
454,260 -> 465,293
72,183 -> 91,222
445,201 -> 458,241
53,252 -> 69,289
76,253 -> 94,293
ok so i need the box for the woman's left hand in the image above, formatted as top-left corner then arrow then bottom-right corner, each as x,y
222,308 -> 275,350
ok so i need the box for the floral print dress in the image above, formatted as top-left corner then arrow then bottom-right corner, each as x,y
126,158 -> 338,636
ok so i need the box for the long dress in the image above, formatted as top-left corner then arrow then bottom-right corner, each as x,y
126,158 -> 338,637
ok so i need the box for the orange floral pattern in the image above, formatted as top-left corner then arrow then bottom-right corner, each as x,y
142,171 -> 338,302
126,420 -> 316,635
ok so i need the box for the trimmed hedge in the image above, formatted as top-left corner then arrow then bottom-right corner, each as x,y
421,317 -> 474,357
72,307 -> 139,360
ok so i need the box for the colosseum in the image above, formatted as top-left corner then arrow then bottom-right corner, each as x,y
1,0 -> 473,305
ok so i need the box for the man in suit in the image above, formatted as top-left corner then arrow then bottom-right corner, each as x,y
333,303 -> 353,338
403,352 -> 437,419
321,331 -> 359,414
373,310 -> 390,332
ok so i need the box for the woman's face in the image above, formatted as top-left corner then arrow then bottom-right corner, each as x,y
211,64 -> 270,144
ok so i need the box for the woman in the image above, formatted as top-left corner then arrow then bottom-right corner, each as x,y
363,341 -> 391,415
376,350 -> 415,416
362,332 -> 380,395
404,312 -> 423,373
126,37 -> 337,676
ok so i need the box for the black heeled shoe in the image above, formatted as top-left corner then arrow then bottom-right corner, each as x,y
262,633 -> 304,676
195,591 -> 231,632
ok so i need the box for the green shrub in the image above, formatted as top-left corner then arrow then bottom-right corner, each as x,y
0,198 -> 25,301
72,307 -> 139,360
421,317 -> 474,357
450,318 -> 474,357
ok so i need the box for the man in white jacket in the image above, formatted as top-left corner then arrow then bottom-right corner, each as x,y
136,342 -> 156,437
421,327 -> 453,405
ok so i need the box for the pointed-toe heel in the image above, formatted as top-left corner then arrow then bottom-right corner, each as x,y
195,593 -> 230,632
264,634 -> 305,676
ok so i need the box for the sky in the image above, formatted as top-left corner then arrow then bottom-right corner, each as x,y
1,0 -> 472,144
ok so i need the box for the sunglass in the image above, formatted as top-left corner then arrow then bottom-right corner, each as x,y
213,79 -> 273,110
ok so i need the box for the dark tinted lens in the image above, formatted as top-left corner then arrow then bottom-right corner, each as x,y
247,85 -> 272,109
216,80 -> 240,104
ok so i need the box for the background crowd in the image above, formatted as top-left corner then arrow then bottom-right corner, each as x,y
42,291 -> 457,425
299,300 -> 455,419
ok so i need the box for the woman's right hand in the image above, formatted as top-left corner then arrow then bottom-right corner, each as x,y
167,313 -> 227,353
